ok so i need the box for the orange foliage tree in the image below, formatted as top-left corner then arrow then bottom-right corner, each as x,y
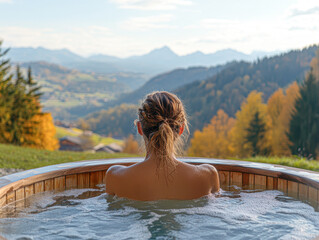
267,82 -> 300,156
188,109 -> 235,158
25,113 -> 59,150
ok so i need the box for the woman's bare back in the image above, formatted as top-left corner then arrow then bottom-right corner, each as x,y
105,159 -> 220,201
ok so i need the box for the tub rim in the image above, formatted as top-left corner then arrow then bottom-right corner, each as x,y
0,157 -> 319,200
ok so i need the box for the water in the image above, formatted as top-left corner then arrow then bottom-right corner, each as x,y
0,185 -> 319,240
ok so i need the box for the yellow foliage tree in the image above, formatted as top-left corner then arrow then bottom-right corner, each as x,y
25,113 -> 59,150
188,109 -> 235,158
230,91 -> 268,157
267,82 -> 300,156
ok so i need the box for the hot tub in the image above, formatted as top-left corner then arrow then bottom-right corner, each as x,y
0,158 -> 318,239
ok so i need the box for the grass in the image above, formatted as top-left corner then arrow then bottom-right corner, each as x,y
242,156 -> 319,172
0,143 -> 138,170
1,142 -> 318,172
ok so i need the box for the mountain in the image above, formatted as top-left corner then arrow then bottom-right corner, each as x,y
175,45 -> 318,132
81,45 -> 318,137
65,64 -> 227,120
109,64 -> 229,106
7,47 -> 85,64
8,46 -> 278,76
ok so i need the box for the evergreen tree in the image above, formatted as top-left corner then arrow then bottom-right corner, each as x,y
0,41 -> 14,142
289,70 -> 319,159
245,111 -> 267,156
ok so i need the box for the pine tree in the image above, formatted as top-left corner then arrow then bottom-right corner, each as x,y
245,111 -> 267,156
0,41 -> 14,142
289,70 -> 319,159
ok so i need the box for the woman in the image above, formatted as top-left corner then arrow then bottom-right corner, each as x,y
106,91 -> 220,201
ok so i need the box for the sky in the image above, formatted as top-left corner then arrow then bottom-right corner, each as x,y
0,0 -> 319,57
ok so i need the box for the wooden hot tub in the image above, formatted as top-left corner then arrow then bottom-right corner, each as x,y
0,158 -> 318,210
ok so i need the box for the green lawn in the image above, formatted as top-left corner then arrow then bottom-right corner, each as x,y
0,143 -> 138,170
242,156 -> 319,172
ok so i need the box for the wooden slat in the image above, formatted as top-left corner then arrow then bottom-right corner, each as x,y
66,174 -> 78,190
102,170 -> 107,185
218,171 -> 229,186
287,181 -> 299,199
242,173 -> 254,189
6,191 -> 15,204
230,172 -> 242,187
273,178 -> 278,190
44,179 -> 54,191
309,187 -> 318,210
15,188 -> 25,209
25,185 -> 34,198
90,171 -> 103,188
242,173 -> 249,186
34,181 -> 44,194
255,175 -> 267,190
299,183 -> 309,202
78,173 -> 90,188
0,196 -> 6,207
54,176 -> 66,191
267,177 -> 273,190
15,188 -> 25,201
278,179 -> 287,194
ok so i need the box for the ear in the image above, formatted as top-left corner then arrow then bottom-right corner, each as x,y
179,124 -> 185,136
137,121 -> 143,136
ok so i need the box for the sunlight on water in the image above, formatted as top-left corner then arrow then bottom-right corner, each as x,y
0,185 -> 319,240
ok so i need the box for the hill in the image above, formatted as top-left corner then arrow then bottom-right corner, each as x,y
17,62 -> 147,120
66,64 -> 227,120
83,45 -> 318,137
110,64 -> 229,106
175,45 -> 318,132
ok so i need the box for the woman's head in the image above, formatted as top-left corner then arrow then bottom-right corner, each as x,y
137,91 -> 188,172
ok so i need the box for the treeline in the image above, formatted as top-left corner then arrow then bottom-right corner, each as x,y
189,52 -> 319,159
84,104 -> 138,138
0,41 -> 58,150
177,45 -> 318,133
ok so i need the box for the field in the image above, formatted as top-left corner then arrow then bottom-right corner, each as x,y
0,143 -> 318,172
0,143 -> 138,170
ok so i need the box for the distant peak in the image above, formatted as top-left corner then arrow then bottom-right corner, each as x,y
149,46 -> 176,55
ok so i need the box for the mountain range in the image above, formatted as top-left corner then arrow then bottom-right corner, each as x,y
7,46 -> 279,76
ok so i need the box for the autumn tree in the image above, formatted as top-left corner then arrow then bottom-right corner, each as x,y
188,109 -> 235,158
0,41 -> 59,150
25,113 -> 59,150
123,134 -> 140,154
289,70 -> 319,159
230,91 -> 268,157
267,82 -> 300,156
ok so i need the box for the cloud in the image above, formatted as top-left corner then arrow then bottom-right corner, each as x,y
0,26 -> 139,57
0,0 -> 12,3
109,0 -> 192,10
121,14 -> 174,31
290,6 -> 319,17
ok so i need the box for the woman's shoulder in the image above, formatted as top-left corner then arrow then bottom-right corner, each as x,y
194,164 -> 220,193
